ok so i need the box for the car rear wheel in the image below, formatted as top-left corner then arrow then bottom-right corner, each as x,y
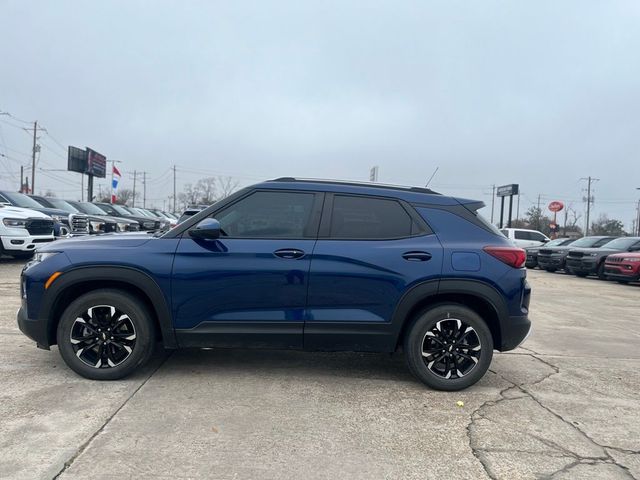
57,289 -> 155,380
403,304 -> 493,391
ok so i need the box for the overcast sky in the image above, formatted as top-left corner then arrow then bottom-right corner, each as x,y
1,1 -> 639,228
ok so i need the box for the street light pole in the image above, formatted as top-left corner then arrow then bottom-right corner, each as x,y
636,188 -> 640,236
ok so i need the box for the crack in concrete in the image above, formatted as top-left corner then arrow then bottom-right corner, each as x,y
466,353 -> 639,480
51,351 -> 172,480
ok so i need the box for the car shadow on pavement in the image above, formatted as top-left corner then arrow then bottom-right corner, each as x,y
160,347 -> 419,384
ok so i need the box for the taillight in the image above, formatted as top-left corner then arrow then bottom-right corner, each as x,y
483,246 -> 526,268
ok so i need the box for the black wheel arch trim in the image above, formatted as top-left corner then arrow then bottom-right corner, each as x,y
391,278 -> 511,349
40,266 -> 177,348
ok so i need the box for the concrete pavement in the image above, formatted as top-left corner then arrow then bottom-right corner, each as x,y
0,259 -> 638,479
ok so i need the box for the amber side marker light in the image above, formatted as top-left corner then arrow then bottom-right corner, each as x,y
44,272 -> 62,289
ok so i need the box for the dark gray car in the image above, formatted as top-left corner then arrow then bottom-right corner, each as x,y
537,236 -> 617,272
565,237 -> 640,279
525,238 -> 575,269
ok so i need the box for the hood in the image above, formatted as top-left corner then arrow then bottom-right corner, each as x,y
0,205 -> 52,220
570,247 -> 618,254
607,252 -> 640,259
27,206 -> 71,218
39,232 -> 154,252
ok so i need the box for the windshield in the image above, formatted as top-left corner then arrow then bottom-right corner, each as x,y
76,202 -> 109,215
110,204 -> 132,215
600,237 -> 639,250
2,191 -> 44,209
546,238 -> 572,247
47,198 -> 79,213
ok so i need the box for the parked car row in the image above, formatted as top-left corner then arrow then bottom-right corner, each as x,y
524,235 -> 640,284
0,190 -> 178,259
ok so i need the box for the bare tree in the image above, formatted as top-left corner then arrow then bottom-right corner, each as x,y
177,176 -> 240,210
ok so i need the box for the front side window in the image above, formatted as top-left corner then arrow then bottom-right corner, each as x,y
214,191 -> 316,238
329,195 -> 417,239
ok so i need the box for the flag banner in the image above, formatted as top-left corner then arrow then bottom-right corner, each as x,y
111,165 -> 122,203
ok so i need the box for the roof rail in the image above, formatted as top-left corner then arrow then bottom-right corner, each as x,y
269,177 -> 440,195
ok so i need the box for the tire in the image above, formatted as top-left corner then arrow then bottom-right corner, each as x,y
57,289 -> 156,380
403,304 -> 493,391
596,262 -> 607,280
545,268 -> 557,273
617,280 -> 630,284
575,272 -> 588,278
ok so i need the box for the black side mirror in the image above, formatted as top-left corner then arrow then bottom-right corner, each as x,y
189,218 -> 221,240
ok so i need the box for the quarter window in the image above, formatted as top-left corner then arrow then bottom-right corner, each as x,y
214,191 -> 316,238
329,195 -> 419,239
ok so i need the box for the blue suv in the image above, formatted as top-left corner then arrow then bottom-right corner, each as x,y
17,178 -> 531,390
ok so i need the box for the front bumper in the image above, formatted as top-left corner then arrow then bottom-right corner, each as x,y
17,305 -> 50,349
565,258 -> 598,274
1,235 -> 55,253
537,255 -> 566,269
604,265 -> 640,282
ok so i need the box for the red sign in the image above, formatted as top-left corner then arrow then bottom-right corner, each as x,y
548,201 -> 564,213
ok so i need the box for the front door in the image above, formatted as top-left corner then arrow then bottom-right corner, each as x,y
172,190 -> 323,349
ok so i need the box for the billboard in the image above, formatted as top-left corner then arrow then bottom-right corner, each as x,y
86,148 -> 107,178
496,184 -> 519,197
67,146 -> 87,174
67,146 -> 107,177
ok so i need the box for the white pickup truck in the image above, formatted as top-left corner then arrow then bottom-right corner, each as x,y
0,204 -> 55,259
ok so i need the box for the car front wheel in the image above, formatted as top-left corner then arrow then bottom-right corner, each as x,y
57,289 -> 155,380
403,304 -> 493,391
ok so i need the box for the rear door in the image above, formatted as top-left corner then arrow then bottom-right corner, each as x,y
171,189 -> 323,349
304,193 -> 443,351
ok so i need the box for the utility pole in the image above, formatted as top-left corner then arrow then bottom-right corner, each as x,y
143,171 -> 147,208
516,193 -> 521,223
537,194 -> 542,231
172,165 -> 177,213
581,176 -> 599,236
30,121 -> 37,193
19,166 -> 24,192
132,170 -> 137,207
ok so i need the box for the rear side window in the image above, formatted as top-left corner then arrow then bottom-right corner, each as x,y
214,191 -> 316,238
529,232 -> 547,242
329,195 -> 418,239
514,231 -> 530,240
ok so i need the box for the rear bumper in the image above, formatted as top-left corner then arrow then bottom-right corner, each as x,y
500,314 -> 531,351
17,305 -> 50,349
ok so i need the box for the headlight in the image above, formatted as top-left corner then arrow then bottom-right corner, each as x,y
143,221 -> 155,229
89,220 -> 105,232
51,215 -> 64,222
117,222 -> 128,232
588,253 -> 598,257
33,251 -> 59,263
2,218 -> 27,228
621,257 -> 640,262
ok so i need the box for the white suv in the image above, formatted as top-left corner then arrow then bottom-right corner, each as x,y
0,204 -> 55,258
500,228 -> 550,248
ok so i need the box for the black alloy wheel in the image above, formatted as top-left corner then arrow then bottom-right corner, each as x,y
404,304 -> 493,391
57,289 -> 155,380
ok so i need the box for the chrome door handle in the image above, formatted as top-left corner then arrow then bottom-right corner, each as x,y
273,248 -> 306,259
